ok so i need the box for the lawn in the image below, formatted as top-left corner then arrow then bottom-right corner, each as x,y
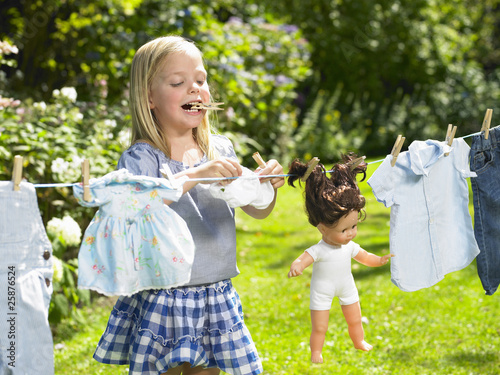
53,158 -> 500,374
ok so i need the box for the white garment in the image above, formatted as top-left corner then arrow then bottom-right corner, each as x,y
209,167 -> 275,209
306,240 -> 361,309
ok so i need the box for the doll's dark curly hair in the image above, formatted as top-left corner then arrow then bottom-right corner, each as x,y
288,153 -> 367,227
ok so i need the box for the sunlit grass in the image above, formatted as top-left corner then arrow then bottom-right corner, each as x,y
54,158 -> 500,374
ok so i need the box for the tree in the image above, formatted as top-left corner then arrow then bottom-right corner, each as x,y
255,0 -> 500,155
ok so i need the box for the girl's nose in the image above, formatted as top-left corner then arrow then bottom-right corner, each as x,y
189,82 -> 200,94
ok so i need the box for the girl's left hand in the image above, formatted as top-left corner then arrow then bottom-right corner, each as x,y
255,159 -> 285,189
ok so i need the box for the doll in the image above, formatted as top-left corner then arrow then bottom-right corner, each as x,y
287,153 -> 393,363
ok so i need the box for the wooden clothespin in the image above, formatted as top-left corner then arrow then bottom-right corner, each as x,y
347,156 -> 366,171
81,159 -> 91,202
390,135 -> 405,167
481,108 -> 493,140
301,157 -> 320,182
12,155 -> 23,191
252,152 -> 267,168
190,102 -> 224,111
444,124 -> 457,156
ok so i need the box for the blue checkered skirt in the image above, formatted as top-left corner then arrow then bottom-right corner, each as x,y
93,279 -> 263,375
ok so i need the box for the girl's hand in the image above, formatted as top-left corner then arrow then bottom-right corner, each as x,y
194,157 -> 242,184
255,159 -> 285,189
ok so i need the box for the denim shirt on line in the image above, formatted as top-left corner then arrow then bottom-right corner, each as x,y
368,138 -> 480,292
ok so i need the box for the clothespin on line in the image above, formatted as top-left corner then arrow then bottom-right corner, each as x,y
444,124 -> 457,157
81,159 -> 91,202
12,155 -> 23,191
347,156 -> 366,171
390,135 -> 405,167
481,109 -> 493,140
301,157 -> 320,182
252,152 -> 267,168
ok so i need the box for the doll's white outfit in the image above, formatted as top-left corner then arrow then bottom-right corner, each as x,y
209,167 -> 274,209
306,239 -> 361,310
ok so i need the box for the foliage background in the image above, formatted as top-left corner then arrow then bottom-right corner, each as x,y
1,0 -> 500,366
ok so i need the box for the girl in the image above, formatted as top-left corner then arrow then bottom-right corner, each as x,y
93,36 -> 284,375
287,154 -> 393,363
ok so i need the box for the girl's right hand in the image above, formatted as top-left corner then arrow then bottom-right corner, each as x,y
194,157 -> 242,184
167,158 -> 243,200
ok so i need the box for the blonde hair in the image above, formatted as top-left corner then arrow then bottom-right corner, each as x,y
129,35 -> 217,159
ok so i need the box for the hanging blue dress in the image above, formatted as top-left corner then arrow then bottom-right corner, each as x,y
73,169 -> 194,296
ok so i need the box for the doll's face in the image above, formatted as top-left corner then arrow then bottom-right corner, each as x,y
318,210 -> 359,247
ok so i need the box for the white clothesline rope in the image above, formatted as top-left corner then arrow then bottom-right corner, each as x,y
30,131 -> 485,188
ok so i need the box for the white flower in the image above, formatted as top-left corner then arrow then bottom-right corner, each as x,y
61,216 -> 82,246
51,156 -> 84,183
47,217 -> 64,239
47,215 -> 82,247
52,256 -> 64,283
33,101 -> 47,111
104,119 -> 117,128
51,158 -> 70,175
60,87 -> 77,102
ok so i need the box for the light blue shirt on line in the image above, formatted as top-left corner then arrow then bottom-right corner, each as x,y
368,138 -> 480,292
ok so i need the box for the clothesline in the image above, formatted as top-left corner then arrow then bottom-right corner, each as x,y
30,131 -> 484,188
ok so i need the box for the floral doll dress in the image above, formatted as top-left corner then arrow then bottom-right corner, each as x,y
73,169 -> 194,296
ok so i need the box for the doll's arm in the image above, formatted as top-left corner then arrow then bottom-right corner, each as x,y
288,251 -> 315,278
354,249 -> 394,267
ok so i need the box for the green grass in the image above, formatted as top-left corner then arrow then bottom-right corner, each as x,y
54,158 -> 500,374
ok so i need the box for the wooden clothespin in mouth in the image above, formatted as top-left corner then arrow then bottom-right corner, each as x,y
301,157 -> 320,182
252,152 -> 267,168
481,108 -> 493,140
347,156 -> 366,170
444,124 -> 457,156
190,102 -> 224,111
390,135 -> 405,167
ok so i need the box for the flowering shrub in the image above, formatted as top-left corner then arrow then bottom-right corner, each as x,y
46,215 -> 88,323
0,41 -> 130,323
47,215 -> 82,247
0,84 -> 129,220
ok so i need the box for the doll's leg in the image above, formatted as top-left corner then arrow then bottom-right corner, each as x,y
310,309 -> 330,363
341,302 -> 373,352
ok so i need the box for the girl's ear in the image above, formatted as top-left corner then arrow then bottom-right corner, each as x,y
148,90 -> 155,110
